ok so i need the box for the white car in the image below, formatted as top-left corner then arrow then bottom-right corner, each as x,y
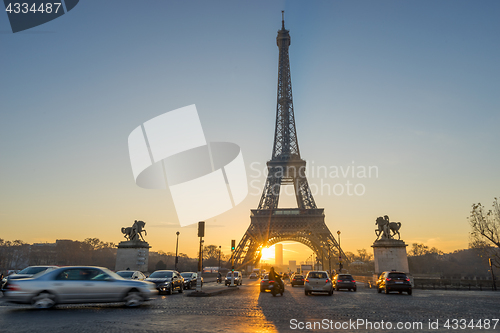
116,270 -> 147,281
225,271 -> 242,286
304,271 -> 333,296
3,266 -> 157,308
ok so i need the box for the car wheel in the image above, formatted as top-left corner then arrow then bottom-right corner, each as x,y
32,291 -> 56,309
178,285 -> 183,293
408,289 -> 412,295
167,285 -> 173,295
335,286 -> 339,291
353,287 -> 357,292
260,288 -> 265,293
328,289 -> 333,296
304,290 -> 309,296
124,290 -> 143,307
377,287 -> 381,293
384,287 -> 389,294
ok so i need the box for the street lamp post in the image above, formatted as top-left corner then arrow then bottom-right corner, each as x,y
328,245 -> 332,276
218,246 -> 221,273
337,230 -> 342,273
175,231 -> 180,271
489,258 -> 497,291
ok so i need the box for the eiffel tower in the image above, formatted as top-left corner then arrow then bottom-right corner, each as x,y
234,13 -> 347,272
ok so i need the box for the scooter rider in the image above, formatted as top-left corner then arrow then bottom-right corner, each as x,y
268,267 -> 284,291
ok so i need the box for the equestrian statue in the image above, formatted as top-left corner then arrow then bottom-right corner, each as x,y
375,215 -> 402,240
121,220 -> 147,242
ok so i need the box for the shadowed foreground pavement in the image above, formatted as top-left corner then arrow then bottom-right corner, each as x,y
1,280 -> 499,332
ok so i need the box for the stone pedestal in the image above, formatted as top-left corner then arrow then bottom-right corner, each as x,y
372,239 -> 409,275
115,241 -> 151,272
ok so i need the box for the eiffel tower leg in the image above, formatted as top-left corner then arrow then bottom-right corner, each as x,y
258,166 -> 283,210
293,175 -> 317,210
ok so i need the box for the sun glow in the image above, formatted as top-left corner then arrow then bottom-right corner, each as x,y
260,245 -> 275,261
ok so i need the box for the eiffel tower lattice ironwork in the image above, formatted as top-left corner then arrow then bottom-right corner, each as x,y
233,13 -> 348,272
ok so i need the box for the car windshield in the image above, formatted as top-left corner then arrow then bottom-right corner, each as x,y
339,275 -> 353,280
149,271 -> 173,278
181,273 -> 193,278
17,267 -> 49,275
117,271 -> 135,278
308,272 -> 327,279
226,272 -> 239,277
388,273 -> 407,279
294,275 -> 303,279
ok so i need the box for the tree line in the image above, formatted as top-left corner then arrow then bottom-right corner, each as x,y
0,239 -> 231,274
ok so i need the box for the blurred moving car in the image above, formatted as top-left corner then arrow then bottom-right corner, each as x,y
304,271 -> 333,296
1,266 -> 58,292
249,273 -> 258,279
116,270 -> 146,281
376,271 -> 412,295
180,272 -> 203,289
225,271 -> 242,286
3,266 -> 157,309
332,273 -> 357,292
146,270 -> 184,295
290,274 -> 305,287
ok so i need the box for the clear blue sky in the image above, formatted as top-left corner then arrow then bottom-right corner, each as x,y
1,1 -> 499,261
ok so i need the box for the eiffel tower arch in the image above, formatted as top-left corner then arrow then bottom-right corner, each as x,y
234,13 -> 348,272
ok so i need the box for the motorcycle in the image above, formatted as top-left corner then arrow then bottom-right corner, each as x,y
216,275 -> 222,284
267,280 -> 284,296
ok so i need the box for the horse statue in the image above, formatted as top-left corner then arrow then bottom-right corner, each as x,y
375,215 -> 402,240
375,216 -> 390,240
389,221 -> 402,240
121,220 -> 147,242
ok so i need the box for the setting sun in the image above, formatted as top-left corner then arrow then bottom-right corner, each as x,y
260,245 -> 275,262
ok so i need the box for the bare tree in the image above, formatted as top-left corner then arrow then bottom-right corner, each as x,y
469,198 -> 500,267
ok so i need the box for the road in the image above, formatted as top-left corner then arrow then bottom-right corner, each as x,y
1,279 -> 499,332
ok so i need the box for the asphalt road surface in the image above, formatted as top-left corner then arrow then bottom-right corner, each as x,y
1,279 -> 499,332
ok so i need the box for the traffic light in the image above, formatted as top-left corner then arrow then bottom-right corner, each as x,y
198,221 -> 205,237
231,240 -> 236,251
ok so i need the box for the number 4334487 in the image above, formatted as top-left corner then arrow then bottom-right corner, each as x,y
6,3 -> 62,14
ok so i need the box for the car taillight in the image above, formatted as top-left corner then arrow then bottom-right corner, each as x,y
7,284 -> 20,291
406,278 -> 410,282
269,280 -> 275,283
386,278 -> 391,281
260,280 -> 265,283
325,279 -> 329,283
305,279 -> 309,283
352,280 -> 356,283
337,280 -> 342,282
